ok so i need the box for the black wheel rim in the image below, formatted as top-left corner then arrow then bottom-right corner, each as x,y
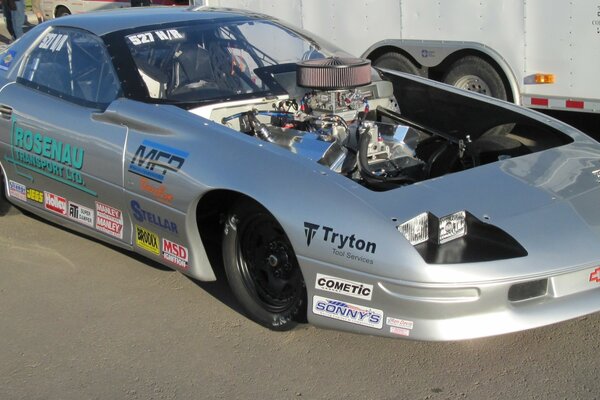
235,213 -> 303,313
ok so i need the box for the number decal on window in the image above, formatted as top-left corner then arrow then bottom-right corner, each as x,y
39,33 -> 68,52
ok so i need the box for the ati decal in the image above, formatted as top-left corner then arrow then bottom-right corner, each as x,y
312,295 -> 383,329
95,201 -> 123,239
129,140 -> 188,183
8,180 -> 26,201
68,202 -> 94,227
135,225 -> 159,255
131,200 -> 177,233
590,267 -> 600,283
315,273 -> 373,301
26,187 -> 44,203
4,123 -> 94,196
140,177 -> 174,204
44,192 -> 67,216
162,238 -> 188,269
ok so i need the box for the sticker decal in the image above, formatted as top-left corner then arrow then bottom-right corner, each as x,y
8,180 -> 26,201
386,317 -> 414,330
131,200 -> 177,233
304,221 -> 376,265
135,225 -> 160,255
68,201 -> 94,227
0,49 -> 16,70
390,326 -> 410,337
26,187 -> 44,203
590,267 -> 600,283
39,33 -> 68,52
162,238 -> 188,269
44,191 -> 67,216
315,273 -> 373,301
95,201 -> 123,239
4,122 -> 95,196
127,29 -> 184,46
128,140 -> 188,183
312,295 -> 383,329
140,177 -> 174,204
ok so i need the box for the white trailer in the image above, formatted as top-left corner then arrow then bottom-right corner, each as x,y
198,0 -> 600,114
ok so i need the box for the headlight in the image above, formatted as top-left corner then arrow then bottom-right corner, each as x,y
396,211 -> 527,264
397,211 -> 467,245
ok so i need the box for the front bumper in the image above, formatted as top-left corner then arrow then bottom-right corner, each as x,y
300,256 -> 600,341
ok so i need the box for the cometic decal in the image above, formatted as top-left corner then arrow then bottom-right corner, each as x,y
315,274 -> 373,301
4,122 -> 95,196
135,225 -> 160,255
312,295 -> 383,329
129,140 -> 188,183
95,201 -> 123,239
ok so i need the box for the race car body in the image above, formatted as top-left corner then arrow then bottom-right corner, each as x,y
1,6 -> 600,340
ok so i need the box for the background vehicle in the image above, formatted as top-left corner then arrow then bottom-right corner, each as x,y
199,0 -> 600,114
40,0 -> 189,19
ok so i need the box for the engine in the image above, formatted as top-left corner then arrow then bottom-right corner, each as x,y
218,57 -> 542,191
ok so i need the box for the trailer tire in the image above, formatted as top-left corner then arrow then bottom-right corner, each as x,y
443,56 -> 508,101
55,6 -> 71,18
373,52 -> 424,77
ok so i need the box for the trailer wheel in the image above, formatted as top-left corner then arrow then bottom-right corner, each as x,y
373,52 -> 424,77
443,56 -> 508,101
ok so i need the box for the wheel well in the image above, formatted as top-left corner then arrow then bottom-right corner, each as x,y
55,5 -> 70,17
430,49 -> 514,103
195,190 -> 263,280
366,46 -> 423,69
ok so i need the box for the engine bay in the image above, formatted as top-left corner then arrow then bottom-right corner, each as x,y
200,57 -> 572,192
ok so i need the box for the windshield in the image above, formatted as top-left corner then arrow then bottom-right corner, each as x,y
123,19 -> 342,103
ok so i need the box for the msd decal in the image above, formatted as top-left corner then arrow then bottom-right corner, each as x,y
590,267 -> 600,283
44,192 -> 67,215
129,140 -> 188,183
312,295 -> 383,329
162,238 -> 188,269
315,274 -> 373,301
95,201 -> 123,239
8,180 -> 26,201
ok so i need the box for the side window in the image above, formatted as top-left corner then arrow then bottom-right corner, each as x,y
18,28 -> 121,108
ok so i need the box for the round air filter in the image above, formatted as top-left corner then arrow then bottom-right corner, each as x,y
296,57 -> 372,90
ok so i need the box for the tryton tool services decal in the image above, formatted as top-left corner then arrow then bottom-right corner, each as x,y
4,121 -> 95,196
304,222 -> 377,265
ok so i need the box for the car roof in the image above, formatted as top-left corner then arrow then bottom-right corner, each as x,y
46,6 -> 271,36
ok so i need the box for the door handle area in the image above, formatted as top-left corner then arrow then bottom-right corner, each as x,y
0,104 -> 12,120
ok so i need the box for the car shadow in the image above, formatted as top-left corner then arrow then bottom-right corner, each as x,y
12,203 -> 245,315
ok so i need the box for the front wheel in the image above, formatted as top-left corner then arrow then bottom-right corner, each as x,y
222,199 -> 306,330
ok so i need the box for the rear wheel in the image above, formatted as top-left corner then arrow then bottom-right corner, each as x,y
55,6 -> 71,18
222,199 -> 306,330
442,56 -> 508,101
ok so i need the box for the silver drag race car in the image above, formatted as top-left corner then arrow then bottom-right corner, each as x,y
1,7 -> 600,341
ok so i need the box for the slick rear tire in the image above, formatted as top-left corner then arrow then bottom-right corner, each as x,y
373,51 -> 424,77
222,199 -> 307,331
